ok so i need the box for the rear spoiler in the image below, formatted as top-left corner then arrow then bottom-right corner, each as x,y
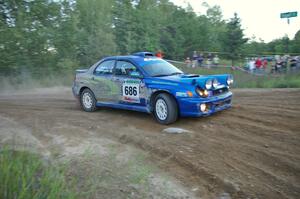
75,69 -> 88,73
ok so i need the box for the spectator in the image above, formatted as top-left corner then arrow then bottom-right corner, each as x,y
155,50 -> 163,58
206,53 -> 213,68
262,59 -> 268,71
276,57 -> 282,73
192,51 -> 199,68
197,53 -> 204,67
281,55 -> 289,73
249,58 -> 256,73
213,54 -> 220,66
185,57 -> 192,67
255,57 -> 262,70
297,56 -> 300,68
290,56 -> 297,70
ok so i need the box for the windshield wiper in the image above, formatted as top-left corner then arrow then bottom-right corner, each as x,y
152,74 -> 170,77
168,72 -> 183,76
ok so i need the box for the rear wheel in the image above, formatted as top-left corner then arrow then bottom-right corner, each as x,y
153,93 -> 178,124
80,88 -> 97,112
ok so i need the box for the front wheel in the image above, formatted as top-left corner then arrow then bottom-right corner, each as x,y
80,88 -> 97,112
153,93 -> 178,124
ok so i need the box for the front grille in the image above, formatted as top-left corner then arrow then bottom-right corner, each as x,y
214,99 -> 231,108
212,87 -> 229,96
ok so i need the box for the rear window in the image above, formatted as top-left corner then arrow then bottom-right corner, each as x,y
95,60 -> 115,75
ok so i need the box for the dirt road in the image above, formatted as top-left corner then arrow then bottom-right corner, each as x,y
0,87 -> 299,199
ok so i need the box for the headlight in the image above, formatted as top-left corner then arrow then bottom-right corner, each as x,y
227,75 -> 234,86
205,79 -> 213,90
196,87 -> 209,97
212,78 -> 218,88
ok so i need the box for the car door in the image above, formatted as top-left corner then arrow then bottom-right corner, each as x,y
91,60 -> 120,103
113,60 -> 146,106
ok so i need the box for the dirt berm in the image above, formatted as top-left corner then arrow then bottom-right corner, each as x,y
0,87 -> 299,199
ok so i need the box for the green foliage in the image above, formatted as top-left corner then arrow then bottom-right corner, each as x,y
0,0 -> 299,79
0,148 -> 76,199
243,31 -> 300,56
75,0 -> 116,66
222,13 -> 248,65
113,0 -> 136,54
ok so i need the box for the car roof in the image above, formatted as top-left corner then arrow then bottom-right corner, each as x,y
102,53 -> 164,66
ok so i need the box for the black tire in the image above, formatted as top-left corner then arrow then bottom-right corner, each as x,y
153,93 -> 178,125
80,88 -> 97,112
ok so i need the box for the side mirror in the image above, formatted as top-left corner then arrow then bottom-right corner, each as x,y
129,71 -> 143,78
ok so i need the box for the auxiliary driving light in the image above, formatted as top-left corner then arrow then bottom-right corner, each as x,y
200,103 -> 207,112
205,79 -> 213,90
212,78 -> 219,88
227,75 -> 234,86
196,87 -> 209,97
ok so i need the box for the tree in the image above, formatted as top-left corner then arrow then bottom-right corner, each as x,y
133,0 -> 160,52
74,0 -> 116,66
52,0 -> 79,71
112,0 -> 137,54
222,13 -> 248,65
205,4 -> 226,51
291,29 -> 300,53
0,0 -> 61,75
1,0 -> 259,77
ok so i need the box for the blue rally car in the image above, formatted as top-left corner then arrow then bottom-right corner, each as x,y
72,52 -> 233,124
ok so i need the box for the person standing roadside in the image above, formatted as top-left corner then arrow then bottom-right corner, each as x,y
297,56 -> 300,68
213,54 -> 220,66
192,51 -> 199,68
156,50 -> 163,58
185,57 -> 192,67
255,57 -> 262,70
290,56 -> 297,71
249,58 -> 256,73
197,53 -> 204,67
206,53 -> 213,68
262,58 -> 268,71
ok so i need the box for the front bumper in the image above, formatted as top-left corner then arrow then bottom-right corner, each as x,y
178,91 -> 233,117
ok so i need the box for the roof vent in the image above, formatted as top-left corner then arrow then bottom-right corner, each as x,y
132,52 -> 155,57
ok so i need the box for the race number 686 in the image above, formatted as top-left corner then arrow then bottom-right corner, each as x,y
123,84 -> 139,97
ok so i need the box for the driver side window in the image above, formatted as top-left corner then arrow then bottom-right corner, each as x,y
115,61 -> 138,76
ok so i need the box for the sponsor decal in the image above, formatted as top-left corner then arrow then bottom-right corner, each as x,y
122,79 -> 140,103
150,81 -> 178,86
176,92 -> 188,97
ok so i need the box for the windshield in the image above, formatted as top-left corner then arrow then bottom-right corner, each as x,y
142,61 -> 183,77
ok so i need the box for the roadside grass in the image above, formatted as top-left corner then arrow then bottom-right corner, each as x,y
0,142 -> 179,199
0,147 -> 76,199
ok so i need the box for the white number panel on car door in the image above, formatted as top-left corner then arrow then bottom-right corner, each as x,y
122,79 -> 141,103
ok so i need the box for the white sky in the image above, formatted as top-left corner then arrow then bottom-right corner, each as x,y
170,0 -> 300,42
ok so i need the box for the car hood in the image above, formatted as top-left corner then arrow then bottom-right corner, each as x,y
156,74 -> 230,87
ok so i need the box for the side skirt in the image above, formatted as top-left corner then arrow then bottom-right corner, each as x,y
96,102 -> 150,113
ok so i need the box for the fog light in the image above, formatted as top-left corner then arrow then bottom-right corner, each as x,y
200,103 -> 206,112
